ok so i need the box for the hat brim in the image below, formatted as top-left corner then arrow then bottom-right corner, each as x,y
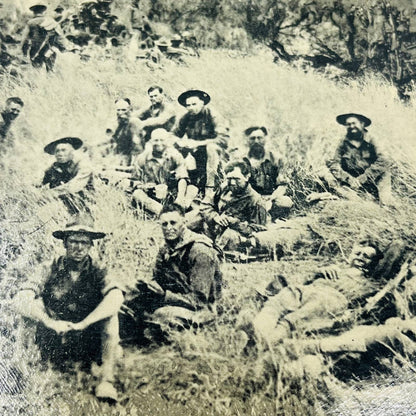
178,90 -> 210,107
53,229 -> 106,240
44,137 -> 83,155
244,126 -> 268,136
336,113 -> 371,127
29,4 -> 47,11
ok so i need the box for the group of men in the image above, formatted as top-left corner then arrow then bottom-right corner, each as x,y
1,1 -> 198,73
2,82 -> 398,403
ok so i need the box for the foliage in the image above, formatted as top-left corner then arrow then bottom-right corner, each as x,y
1,46 -> 416,415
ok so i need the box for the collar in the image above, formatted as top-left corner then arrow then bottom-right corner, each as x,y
57,255 -> 92,273
165,228 -> 212,253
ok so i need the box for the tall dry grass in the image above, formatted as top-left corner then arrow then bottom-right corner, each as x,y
1,47 -> 416,414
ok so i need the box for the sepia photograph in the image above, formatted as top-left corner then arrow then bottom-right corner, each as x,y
1,0 -> 416,414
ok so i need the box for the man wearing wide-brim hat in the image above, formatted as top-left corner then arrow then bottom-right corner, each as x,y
42,136 -> 94,213
13,215 -> 124,402
311,113 -> 392,205
173,89 -> 230,199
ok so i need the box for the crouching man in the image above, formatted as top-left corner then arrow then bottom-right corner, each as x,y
13,216 -> 124,402
123,203 -> 222,345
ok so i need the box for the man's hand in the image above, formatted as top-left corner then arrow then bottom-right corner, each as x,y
348,176 -> 362,190
69,321 -> 88,331
177,138 -> 201,149
45,319 -> 73,335
214,214 -> 230,227
306,192 -> 339,204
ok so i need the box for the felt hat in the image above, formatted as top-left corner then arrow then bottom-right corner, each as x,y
244,126 -> 268,137
29,1 -> 47,11
336,113 -> 371,127
53,215 -> 105,240
44,136 -> 83,155
178,89 -> 210,107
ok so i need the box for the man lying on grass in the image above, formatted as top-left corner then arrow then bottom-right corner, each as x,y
250,238 -> 384,349
13,215 -> 124,403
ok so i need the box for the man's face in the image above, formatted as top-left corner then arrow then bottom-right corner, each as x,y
349,243 -> 377,272
248,129 -> 266,151
151,130 -> 168,153
185,96 -> 205,115
226,167 -> 249,194
160,211 -> 185,242
65,234 -> 92,263
345,117 -> 365,137
5,102 -> 23,121
54,143 -> 74,164
115,100 -> 131,121
148,89 -> 163,106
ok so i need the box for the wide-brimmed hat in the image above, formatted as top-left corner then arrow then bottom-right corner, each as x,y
44,137 -> 83,155
29,1 -> 47,11
178,89 -> 210,107
53,216 -> 106,240
336,113 -> 371,127
156,38 -> 170,48
244,126 -> 268,137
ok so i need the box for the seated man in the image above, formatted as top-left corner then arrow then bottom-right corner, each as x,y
13,216 -> 124,402
42,136 -> 93,213
138,85 -> 176,142
174,89 -> 229,199
123,203 -> 222,345
242,126 -> 293,221
251,238 -> 384,348
311,113 -> 392,205
131,128 -> 196,215
201,160 -> 269,253
109,98 -> 144,165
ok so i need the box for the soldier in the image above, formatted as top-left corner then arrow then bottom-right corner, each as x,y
251,238 -> 383,348
131,128 -> 192,215
21,1 -> 65,71
174,89 -> 229,199
42,137 -> 93,213
122,203 -> 222,345
110,98 -> 144,165
310,113 -> 392,205
13,215 -> 124,402
0,97 -> 24,151
138,86 -> 176,142
243,126 -> 293,221
201,160 -> 269,252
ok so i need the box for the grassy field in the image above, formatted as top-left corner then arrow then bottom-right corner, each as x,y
2,46 -> 416,415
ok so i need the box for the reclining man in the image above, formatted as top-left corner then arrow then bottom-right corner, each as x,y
243,126 -> 293,221
174,89 -> 229,200
131,128 -> 196,215
122,203 -> 222,345
251,238 -> 384,348
42,136 -> 93,213
309,113 -> 392,206
13,216 -> 124,402
200,160 -> 269,254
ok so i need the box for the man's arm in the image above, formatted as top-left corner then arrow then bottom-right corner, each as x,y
50,158 -> 93,195
14,290 -> 73,334
70,289 -> 124,330
139,104 -> 176,128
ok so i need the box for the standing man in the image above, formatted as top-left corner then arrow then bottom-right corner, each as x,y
174,89 -> 229,199
110,98 -> 144,165
13,216 -> 124,402
42,136 -> 93,213
21,1 -> 65,71
322,113 -> 392,205
138,86 -> 176,142
0,96 -> 24,152
131,128 -> 193,215
243,126 -> 293,221
123,204 -> 222,345
201,160 -> 269,252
